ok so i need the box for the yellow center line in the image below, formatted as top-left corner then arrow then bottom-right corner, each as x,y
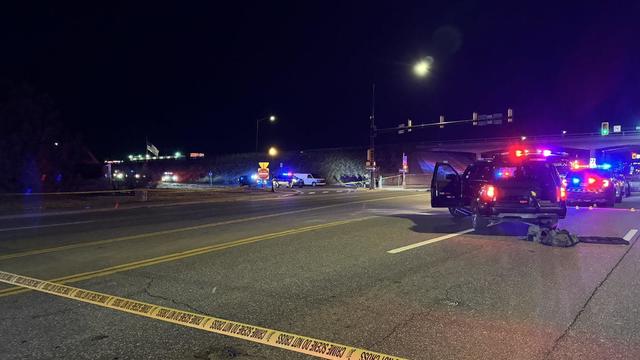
0,193 -> 422,261
0,217 -> 375,298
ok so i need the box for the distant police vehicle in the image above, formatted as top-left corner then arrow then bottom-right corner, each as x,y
431,149 -> 567,230
565,162 -> 622,207
293,173 -> 326,187
272,172 -> 304,188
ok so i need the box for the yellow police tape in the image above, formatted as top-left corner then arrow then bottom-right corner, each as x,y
0,271 -> 406,360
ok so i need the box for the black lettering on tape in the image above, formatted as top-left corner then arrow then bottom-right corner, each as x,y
309,340 -> 328,354
360,352 -> 381,360
276,334 -> 295,346
291,337 -> 304,349
250,328 -> 268,340
14,276 -> 43,288
41,283 -> 74,296
111,298 -> 154,314
73,290 -> 111,304
326,345 -> 347,358
156,308 -> 205,326
210,320 -> 227,331
222,322 -> 235,332
0,272 -> 16,282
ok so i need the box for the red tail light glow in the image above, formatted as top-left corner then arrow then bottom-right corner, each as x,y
602,179 -> 610,187
559,187 -> 566,200
587,177 -> 596,185
482,185 -> 496,201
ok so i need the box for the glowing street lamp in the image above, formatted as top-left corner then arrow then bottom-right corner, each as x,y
256,114 -> 277,152
413,59 -> 431,77
268,146 -> 278,157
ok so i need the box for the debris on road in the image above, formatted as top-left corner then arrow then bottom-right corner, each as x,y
526,225 -> 580,247
525,225 -> 629,247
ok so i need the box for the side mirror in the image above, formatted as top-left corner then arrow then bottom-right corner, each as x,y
445,173 -> 458,181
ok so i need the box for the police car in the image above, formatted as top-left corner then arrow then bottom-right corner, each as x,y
431,149 -> 567,230
565,162 -> 621,207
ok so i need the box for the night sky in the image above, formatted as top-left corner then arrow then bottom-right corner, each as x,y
2,2 -> 639,159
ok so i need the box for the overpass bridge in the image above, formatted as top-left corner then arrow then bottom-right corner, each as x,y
415,131 -> 640,160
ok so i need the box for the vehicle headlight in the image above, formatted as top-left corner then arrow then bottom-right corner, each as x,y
172,175 -> 179,182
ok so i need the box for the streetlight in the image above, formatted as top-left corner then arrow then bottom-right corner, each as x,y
413,60 -> 431,77
368,57 -> 432,190
268,146 -> 278,157
256,115 -> 277,152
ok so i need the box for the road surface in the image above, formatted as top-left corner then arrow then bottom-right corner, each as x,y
0,190 -> 639,359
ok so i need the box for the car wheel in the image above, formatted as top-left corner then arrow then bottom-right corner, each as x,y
472,213 -> 489,231
312,182 -> 317,187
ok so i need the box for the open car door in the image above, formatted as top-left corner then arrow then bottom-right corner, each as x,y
431,162 -> 462,207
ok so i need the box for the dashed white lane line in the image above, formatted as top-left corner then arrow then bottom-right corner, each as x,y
322,191 -> 329,194
387,228 -> 475,254
308,192 -> 316,195
0,220 -> 95,233
623,229 -> 638,241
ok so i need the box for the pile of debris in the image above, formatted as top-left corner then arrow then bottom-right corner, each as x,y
526,225 -> 580,247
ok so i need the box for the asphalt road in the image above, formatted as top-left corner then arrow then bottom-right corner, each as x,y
0,190 -> 639,360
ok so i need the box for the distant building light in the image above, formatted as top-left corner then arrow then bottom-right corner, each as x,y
189,152 -> 205,158
175,152 -> 182,158
521,136 -> 527,141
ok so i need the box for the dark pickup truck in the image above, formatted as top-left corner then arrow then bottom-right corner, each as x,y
431,152 -> 567,230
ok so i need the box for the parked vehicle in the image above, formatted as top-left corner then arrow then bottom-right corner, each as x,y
431,149 -> 567,230
293,173 -> 326,186
565,168 -> 621,206
272,173 -> 303,188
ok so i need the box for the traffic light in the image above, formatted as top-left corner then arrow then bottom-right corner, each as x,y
407,119 -> 412,132
601,122 -> 610,136
472,112 -> 478,126
439,115 -> 445,129
507,108 -> 513,123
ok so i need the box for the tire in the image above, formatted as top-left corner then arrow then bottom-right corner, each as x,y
312,182 -> 317,187
472,213 -> 490,231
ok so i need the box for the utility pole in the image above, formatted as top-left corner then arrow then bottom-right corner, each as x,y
369,84 -> 376,190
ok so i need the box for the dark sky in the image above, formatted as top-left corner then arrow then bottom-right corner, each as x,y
2,1 -> 639,159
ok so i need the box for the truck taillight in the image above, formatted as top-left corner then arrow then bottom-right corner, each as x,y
481,185 -> 496,201
602,179 -> 610,188
558,186 -> 566,200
